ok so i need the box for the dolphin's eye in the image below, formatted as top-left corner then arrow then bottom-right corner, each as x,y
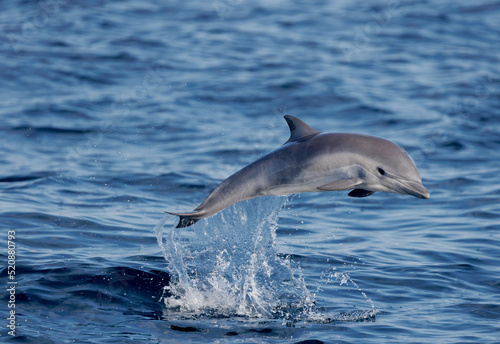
377,168 -> 386,176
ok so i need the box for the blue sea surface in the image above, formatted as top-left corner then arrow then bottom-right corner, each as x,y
1,0 -> 499,343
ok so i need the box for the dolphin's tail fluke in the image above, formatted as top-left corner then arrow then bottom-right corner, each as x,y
175,215 -> 199,228
165,210 -> 203,228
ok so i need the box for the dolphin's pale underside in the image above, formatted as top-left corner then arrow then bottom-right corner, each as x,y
167,115 -> 429,228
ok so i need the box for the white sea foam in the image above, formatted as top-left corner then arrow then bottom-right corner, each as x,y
155,196 -> 376,322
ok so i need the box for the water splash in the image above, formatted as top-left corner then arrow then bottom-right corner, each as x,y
155,196 -> 313,319
154,196 -> 377,322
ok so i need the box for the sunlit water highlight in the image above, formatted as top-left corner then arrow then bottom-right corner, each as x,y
154,196 -> 376,324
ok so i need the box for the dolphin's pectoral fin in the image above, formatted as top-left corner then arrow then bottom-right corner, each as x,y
317,178 -> 361,191
348,189 -> 375,198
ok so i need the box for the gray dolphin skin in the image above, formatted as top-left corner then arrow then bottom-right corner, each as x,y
167,115 -> 429,228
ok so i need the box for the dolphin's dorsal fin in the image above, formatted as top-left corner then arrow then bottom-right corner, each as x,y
284,115 -> 321,143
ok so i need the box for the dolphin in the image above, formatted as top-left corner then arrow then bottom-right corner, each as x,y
167,115 -> 429,228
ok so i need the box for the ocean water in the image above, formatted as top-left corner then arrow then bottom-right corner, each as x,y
1,0 -> 499,343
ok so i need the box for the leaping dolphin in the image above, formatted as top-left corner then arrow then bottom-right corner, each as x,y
167,115 -> 429,228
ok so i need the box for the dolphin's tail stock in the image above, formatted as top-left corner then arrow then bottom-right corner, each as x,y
164,210 -> 204,228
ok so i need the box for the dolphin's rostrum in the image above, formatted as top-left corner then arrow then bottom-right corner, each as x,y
167,115 -> 429,228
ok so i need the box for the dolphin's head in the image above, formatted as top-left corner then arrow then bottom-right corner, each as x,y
357,135 -> 430,199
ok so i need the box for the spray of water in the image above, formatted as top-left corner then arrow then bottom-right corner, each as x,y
154,196 -> 377,322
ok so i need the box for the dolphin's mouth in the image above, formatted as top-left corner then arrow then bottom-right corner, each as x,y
398,180 -> 430,199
